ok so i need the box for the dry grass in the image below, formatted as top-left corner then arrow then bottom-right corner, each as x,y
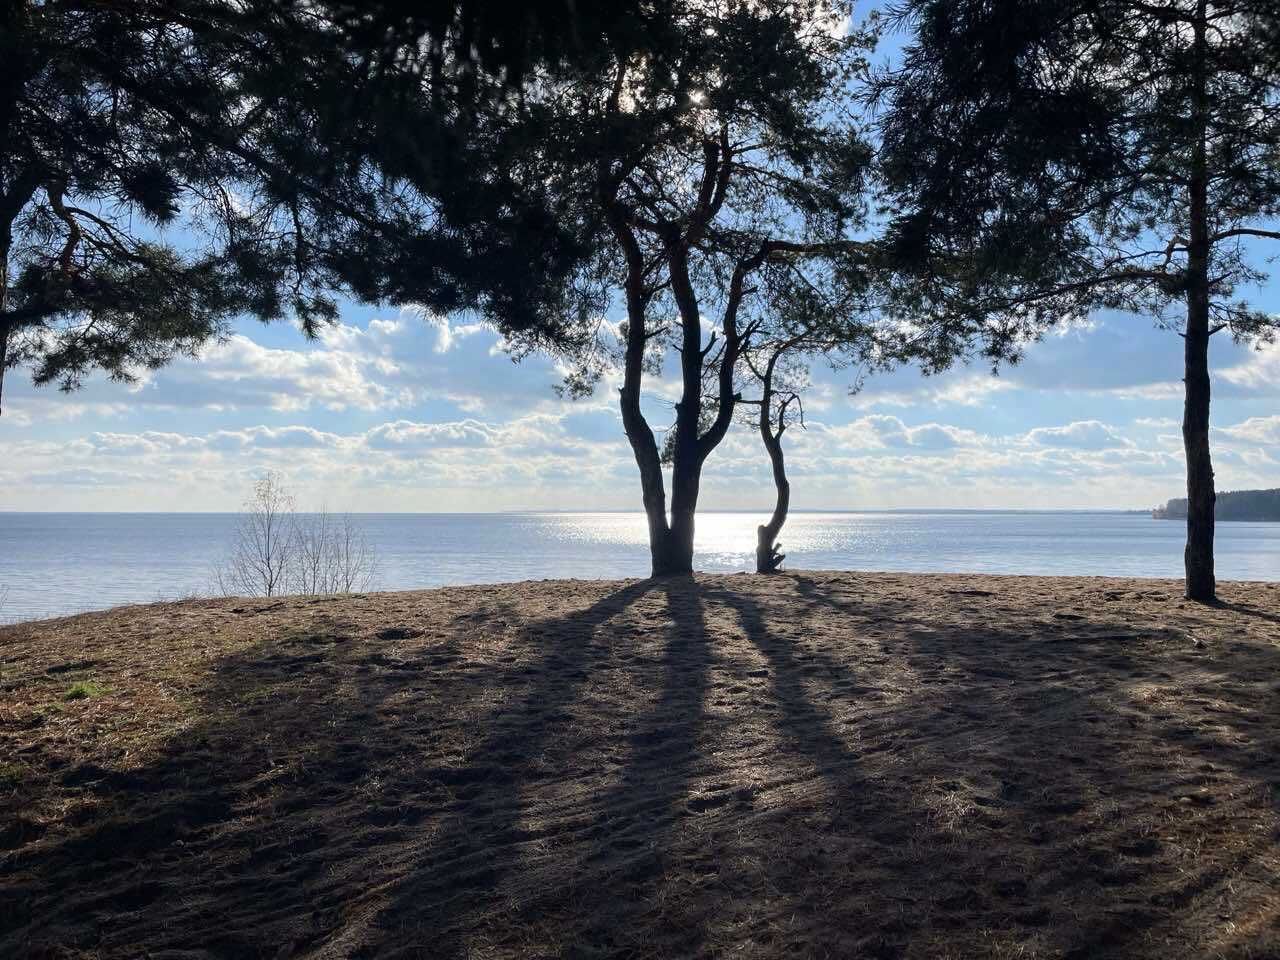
1,572 -> 1278,959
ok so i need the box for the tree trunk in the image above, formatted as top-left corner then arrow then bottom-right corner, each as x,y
660,416 -> 701,576
1182,0 -> 1216,604
755,354 -> 789,573
604,200 -> 679,578
654,514 -> 695,576
1182,314 -> 1215,602
755,453 -> 789,573
660,246 -> 709,578
621,345 -> 676,577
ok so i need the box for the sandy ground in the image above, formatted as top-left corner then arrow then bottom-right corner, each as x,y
0,571 -> 1278,959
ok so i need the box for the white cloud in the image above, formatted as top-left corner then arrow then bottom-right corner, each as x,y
1025,421 -> 1132,450
129,331 -> 413,413
2,310 -> 571,421
1220,341 -> 1280,396
366,419 -> 501,450
2,404 -> 1260,513
25,468 -> 151,487
853,415 -> 983,450
208,426 -> 350,450
855,372 -> 1013,410
430,314 -> 487,354
87,431 -> 209,456
1216,415 -> 1280,447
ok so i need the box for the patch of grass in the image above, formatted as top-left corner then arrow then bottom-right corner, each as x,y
235,685 -> 277,705
0,762 -> 25,786
64,680 -> 107,701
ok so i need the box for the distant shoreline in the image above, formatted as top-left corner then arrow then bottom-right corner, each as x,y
1151,487 -> 1280,522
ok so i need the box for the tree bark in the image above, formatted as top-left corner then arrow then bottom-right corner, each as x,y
1182,310 -> 1215,602
611,219 -> 673,576
1182,0 -> 1216,603
662,245 -> 706,576
755,443 -> 789,573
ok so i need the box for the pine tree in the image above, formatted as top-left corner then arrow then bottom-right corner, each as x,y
876,0 -> 1280,601
0,1 -> 609,416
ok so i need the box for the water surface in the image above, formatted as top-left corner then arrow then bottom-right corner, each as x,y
1,510 -> 1276,623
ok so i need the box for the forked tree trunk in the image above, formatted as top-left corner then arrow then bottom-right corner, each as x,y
603,133 -> 747,578
1182,0 -> 1216,604
613,236 -> 706,578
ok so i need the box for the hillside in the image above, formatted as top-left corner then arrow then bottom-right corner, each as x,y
1154,487 -> 1280,521
2,573 -> 1279,959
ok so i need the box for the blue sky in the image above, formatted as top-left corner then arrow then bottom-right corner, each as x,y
1,9 -> 1277,513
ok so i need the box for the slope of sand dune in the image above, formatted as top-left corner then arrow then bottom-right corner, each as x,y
1,572 -> 1278,959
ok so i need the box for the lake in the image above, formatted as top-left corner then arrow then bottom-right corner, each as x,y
1,510 -> 1277,623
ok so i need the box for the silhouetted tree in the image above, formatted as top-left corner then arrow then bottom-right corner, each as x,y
737,265 -> 891,573
0,1 -> 611,416
454,0 -> 883,576
875,0 -> 1280,602
745,339 -> 805,573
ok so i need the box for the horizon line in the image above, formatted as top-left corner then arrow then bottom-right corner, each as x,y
0,507 -> 1160,516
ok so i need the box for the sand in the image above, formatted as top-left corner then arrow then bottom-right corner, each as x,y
0,571 -> 1278,959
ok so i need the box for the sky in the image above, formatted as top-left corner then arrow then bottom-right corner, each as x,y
1,291 -> 1277,513
1,10 -> 1277,515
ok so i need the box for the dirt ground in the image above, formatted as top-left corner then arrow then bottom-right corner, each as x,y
1,571 -> 1278,959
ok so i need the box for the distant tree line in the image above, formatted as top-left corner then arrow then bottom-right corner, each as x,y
1154,489 -> 1280,523
7,0 -> 1278,602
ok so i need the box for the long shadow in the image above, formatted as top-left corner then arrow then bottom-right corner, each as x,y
351,577 -> 669,958
365,576 -> 719,958
0,580 -> 659,959
784,571 -> 1280,958
1215,600 -> 1280,626
5,573 -> 1278,958
699,579 -> 966,954
549,575 -> 715,956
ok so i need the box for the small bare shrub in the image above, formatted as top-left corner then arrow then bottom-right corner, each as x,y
216,475 -> 378,598
216,472 -> 297,598
290,509 -> 377,595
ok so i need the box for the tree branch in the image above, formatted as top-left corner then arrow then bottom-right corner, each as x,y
1210,226 -> 1280,244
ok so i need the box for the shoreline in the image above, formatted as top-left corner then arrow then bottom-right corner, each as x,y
5,513 -> 1279,624
4,568 -> 1280,629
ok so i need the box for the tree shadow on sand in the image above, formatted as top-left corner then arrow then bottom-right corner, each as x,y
4,580 -> 662,957
358,576 -> 719,958
780,572 -> 1280,958
4,573 -> 1279,959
